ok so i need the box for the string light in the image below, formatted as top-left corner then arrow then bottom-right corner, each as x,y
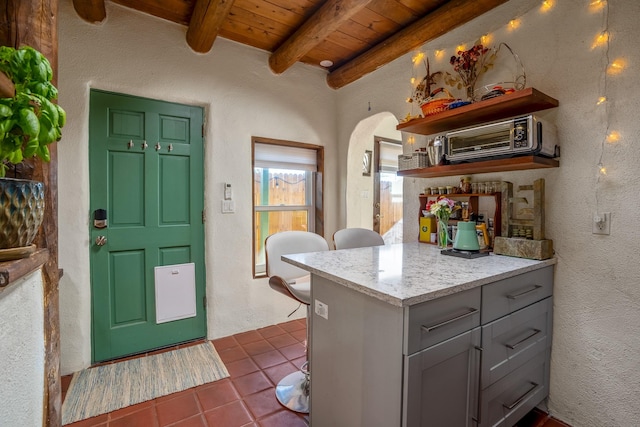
591,31 -> 609,49
607,58 -> 625,75
541,0 -> 554,12
589,0 -> 606,12
456,44 -> 466,53
606,131 -> 620,143
480,33 -> 492,45
508,19 -> 521,30
412,52 -> 425,64
596,96 -> 607,105
434,49 -> 444,59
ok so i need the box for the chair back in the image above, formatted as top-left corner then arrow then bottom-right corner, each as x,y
265,231 -> 329,281
333,228 -> 385,250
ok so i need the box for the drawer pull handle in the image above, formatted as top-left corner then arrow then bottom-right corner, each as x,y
506,285 -> 542,300
503,382 -> 540,410
421,308 -> 478,332
506,329 -> 541,349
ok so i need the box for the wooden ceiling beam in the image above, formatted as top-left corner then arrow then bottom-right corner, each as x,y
72,0 -> 106,23
187,0 -> 237,53
326,0 -> 509,89
269,0 -> 373,75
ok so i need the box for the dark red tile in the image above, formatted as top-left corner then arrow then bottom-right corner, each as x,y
196,379 -> 239,411
257,325 -> 286,339
170,414 -> 208,427
251,349 -> 288,370
61,374 -> 73,393
203,401 -> 253,427
234,330 -> 263,345
109,406 -> 158,427
266,333 -> 298,349
65,413 -> 108,427
232,371 -> 273,397
156,392 -> 200,426
290,329 -> 306,343
108,399 -> 154,421
242,388 -> 282,419
156,388 -> 194,404
212,336 -> 238,351
279,320 -> 305,333
242,339 -> 275,356
290,356 -> 307,370
218,345 -> 249,363
226,357 -> 260,378
262,362 -> 298,386
278,342 -> 305,361
257,409 -> 308,427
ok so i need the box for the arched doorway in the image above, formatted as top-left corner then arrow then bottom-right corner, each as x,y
346,112 -> 403,244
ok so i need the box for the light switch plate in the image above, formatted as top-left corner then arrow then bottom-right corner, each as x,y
221,200 -> 235,214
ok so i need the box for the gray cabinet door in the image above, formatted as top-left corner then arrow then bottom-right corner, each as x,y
404,327 -> 481,427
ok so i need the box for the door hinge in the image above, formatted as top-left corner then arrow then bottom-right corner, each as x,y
203,296 -> 207,309
202,209 -> 206,223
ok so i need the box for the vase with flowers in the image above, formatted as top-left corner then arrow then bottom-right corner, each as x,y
427,197 -> 460,249
444,43 -> 496,101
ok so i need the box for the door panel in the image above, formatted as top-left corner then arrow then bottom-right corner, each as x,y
90,90 -> 206,362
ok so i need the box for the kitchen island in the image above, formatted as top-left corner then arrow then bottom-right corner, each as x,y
284,242 -> 556,427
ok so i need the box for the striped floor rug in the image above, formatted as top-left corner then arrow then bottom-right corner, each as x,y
61,342 -> 229,425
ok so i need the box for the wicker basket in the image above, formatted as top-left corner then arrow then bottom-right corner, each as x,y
398,152 -> 429,171
420,88 -> 455,117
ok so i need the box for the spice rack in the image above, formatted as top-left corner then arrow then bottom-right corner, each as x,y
419,192 -> 502,246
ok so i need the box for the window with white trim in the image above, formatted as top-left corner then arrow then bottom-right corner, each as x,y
252,138 -> 322,277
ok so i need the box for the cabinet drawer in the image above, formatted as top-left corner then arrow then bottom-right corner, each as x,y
482,266 -> 553,324
406,288 -> 481,355
482,297 -> 552,387
479,349 -> 550,427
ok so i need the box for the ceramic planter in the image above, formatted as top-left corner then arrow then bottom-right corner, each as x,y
0,178 -> 45,250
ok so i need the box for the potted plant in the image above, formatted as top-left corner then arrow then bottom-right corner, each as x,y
0,45 -> 65,256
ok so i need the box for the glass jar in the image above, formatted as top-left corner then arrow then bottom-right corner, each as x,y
486,182 -> 495,193
445,185 -> 454,194
477,182 -> 486,194
438,186 -> 446,195
471,182 -> 478,194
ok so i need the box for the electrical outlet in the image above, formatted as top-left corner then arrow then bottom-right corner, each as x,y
592,212 -> 611,235
314,299 -> 328,320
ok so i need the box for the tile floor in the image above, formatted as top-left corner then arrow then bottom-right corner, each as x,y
62,318 -> 568,427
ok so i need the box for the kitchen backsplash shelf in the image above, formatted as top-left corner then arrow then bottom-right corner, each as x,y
397,155 -> 559,178
396,87 -> 559,136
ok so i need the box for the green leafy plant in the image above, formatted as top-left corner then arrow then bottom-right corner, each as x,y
0,45 -> 65,177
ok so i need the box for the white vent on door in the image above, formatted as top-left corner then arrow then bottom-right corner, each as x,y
154,263 -> 197,324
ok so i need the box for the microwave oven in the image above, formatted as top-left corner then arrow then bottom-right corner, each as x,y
444,114 -> 559,163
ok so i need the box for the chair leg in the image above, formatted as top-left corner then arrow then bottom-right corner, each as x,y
275,306 -> 311,414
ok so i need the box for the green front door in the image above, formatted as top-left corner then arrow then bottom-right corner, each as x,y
89,90 -> 206,362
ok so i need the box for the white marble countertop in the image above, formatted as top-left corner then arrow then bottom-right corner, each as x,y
283,242 -> 556,307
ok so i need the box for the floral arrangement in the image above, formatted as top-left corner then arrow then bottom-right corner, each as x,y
409,57 -> 442,106
428,197 -> 460,248
427,197 -> 459,221
444,43 -> 496,100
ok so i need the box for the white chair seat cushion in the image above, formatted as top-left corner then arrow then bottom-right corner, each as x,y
287,275 -> 311,304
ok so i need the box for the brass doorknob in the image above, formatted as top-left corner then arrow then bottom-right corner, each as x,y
95,236 -> 107,246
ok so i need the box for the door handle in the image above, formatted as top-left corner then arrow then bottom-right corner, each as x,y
95,236 -> 107,246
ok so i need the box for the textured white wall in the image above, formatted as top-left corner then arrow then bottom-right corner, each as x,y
0,270 -> 45,426
336,0 -> 640,426
57,1 -> 338,374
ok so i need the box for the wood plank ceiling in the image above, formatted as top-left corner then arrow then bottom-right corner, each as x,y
72,0 -> 510,88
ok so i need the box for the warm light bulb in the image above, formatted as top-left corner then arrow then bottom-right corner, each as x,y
480,34 -> 492,45
410,77 -> 416,84
606,131 -> 620,143
589,0 -> 606,12
607,58 -> 625,75
541,0 -> 554,12
456,44 -> 466,53
434,49 -> 444,59
509,19 -> 521,30
412,52 -> 425,64
596,96 -> 607,105
591,31 -> 609,49
598,162 -> 607,175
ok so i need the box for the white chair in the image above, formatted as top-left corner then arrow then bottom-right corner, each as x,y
333,227 -> 385,250
265,230 -> 329,414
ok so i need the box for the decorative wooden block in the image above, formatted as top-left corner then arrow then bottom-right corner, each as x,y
493,237 -> 554,260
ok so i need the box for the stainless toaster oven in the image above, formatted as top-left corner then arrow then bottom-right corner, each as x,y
444,115 -> 559,162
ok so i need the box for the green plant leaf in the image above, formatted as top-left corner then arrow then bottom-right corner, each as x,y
37,145 -> 50,162
24,137 -> 39,157
18,107 -> 40,137
0,104 -> 11,118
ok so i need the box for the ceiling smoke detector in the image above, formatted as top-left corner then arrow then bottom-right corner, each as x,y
320,60 -> 333,68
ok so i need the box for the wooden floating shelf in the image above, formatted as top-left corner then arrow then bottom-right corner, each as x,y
397,156 -> 559,179
397,88 -> 559,135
